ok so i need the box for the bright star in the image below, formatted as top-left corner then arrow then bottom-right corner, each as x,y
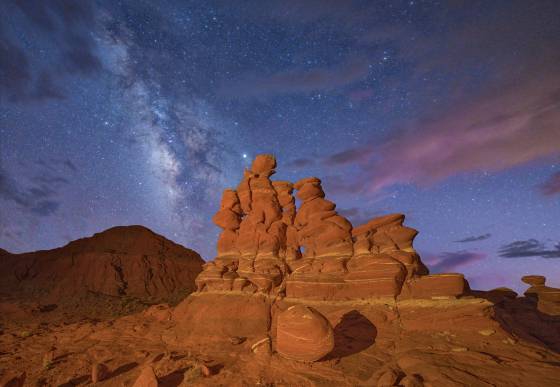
242,153 -> 248,159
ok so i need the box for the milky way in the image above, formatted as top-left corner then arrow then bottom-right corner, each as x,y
1,1 -> 559,292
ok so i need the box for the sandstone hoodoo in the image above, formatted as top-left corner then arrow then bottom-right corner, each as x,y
195,154 -> 468,301
176,154 -> 473,360
522,275 -> 560,316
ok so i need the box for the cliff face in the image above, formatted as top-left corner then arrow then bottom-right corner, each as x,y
0,225 -> 204,306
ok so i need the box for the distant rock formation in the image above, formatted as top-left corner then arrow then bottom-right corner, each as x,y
195,154 -> 469,300
522,275 -> 560,316
0,225 -> 204,308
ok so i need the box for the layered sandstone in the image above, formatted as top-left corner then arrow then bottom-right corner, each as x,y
195,154 -> 469,301
276,305 -> 334,362
0,226 -> 204,315
196,154 -> 289,295
522,275 -> 560,316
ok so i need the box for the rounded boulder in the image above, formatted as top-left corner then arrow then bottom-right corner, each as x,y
276,305 -> 334,362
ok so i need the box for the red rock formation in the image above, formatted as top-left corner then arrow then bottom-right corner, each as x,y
214,189 -> 242,258
341,213 -> 434,299
195,154 -> 470,301
0,371 -> 26,387
293,177 -> 353,264
3,290 -> 560,385
195,190 -> 242,292
522,275 -> 546,287
173,293 -> 271,345
251,336 -> 272,360
0,226 -> 203,309
276,305 -> 334,362
399,274 -> 469,299
197,154 -> 290,295
132,366 -> 158,387
350,214 -> 428,278
537,287 -> 560,316
272,181 -> 300,263
522,275 -> 560,316
91,362 -> 110,383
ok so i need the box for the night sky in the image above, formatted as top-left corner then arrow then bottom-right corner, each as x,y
1,1 -> 559,293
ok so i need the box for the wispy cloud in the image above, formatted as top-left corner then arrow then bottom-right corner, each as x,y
322,72 -> 560,193
455,233 -> 492,243
0,161 -> 72,217
1,1 -> 100,102
498,239 -> 560,259
287,158 -> 315,168
426,251 -> 486,273
325,147 -> 372,166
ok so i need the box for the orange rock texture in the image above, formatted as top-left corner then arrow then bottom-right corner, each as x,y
195,154 -> 468,300
276,305 -> 334,361
0,225 -> 204,315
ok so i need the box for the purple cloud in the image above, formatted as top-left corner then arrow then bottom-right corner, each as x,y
425,251 -> 486,273
540,172 -> 560,196
455,233 -> 492,243
319,73 -> 560,194
287,158 -> 315,168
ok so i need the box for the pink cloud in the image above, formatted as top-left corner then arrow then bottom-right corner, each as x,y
424,251 -> 487,273
326,73 -> 560,193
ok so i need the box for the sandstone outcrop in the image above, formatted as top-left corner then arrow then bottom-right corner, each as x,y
276,305 -> 334,362
196,155 -> 289,295
0,225 -> 204,318
195,154 -> 470,301
172,293 -> 271,345
251,336 -> 272,360
522,275 -> 560,316
522,275 -> 546,287
132,366 -> 158,387
91,362 -> 110,383
0,371 -> 26,387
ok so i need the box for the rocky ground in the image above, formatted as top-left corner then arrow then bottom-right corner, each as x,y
1,292 -> 559,386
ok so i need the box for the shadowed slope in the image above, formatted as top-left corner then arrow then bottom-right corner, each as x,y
0,225 -> 204,320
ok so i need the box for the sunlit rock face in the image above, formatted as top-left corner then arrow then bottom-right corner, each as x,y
195,154 -> 469,300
